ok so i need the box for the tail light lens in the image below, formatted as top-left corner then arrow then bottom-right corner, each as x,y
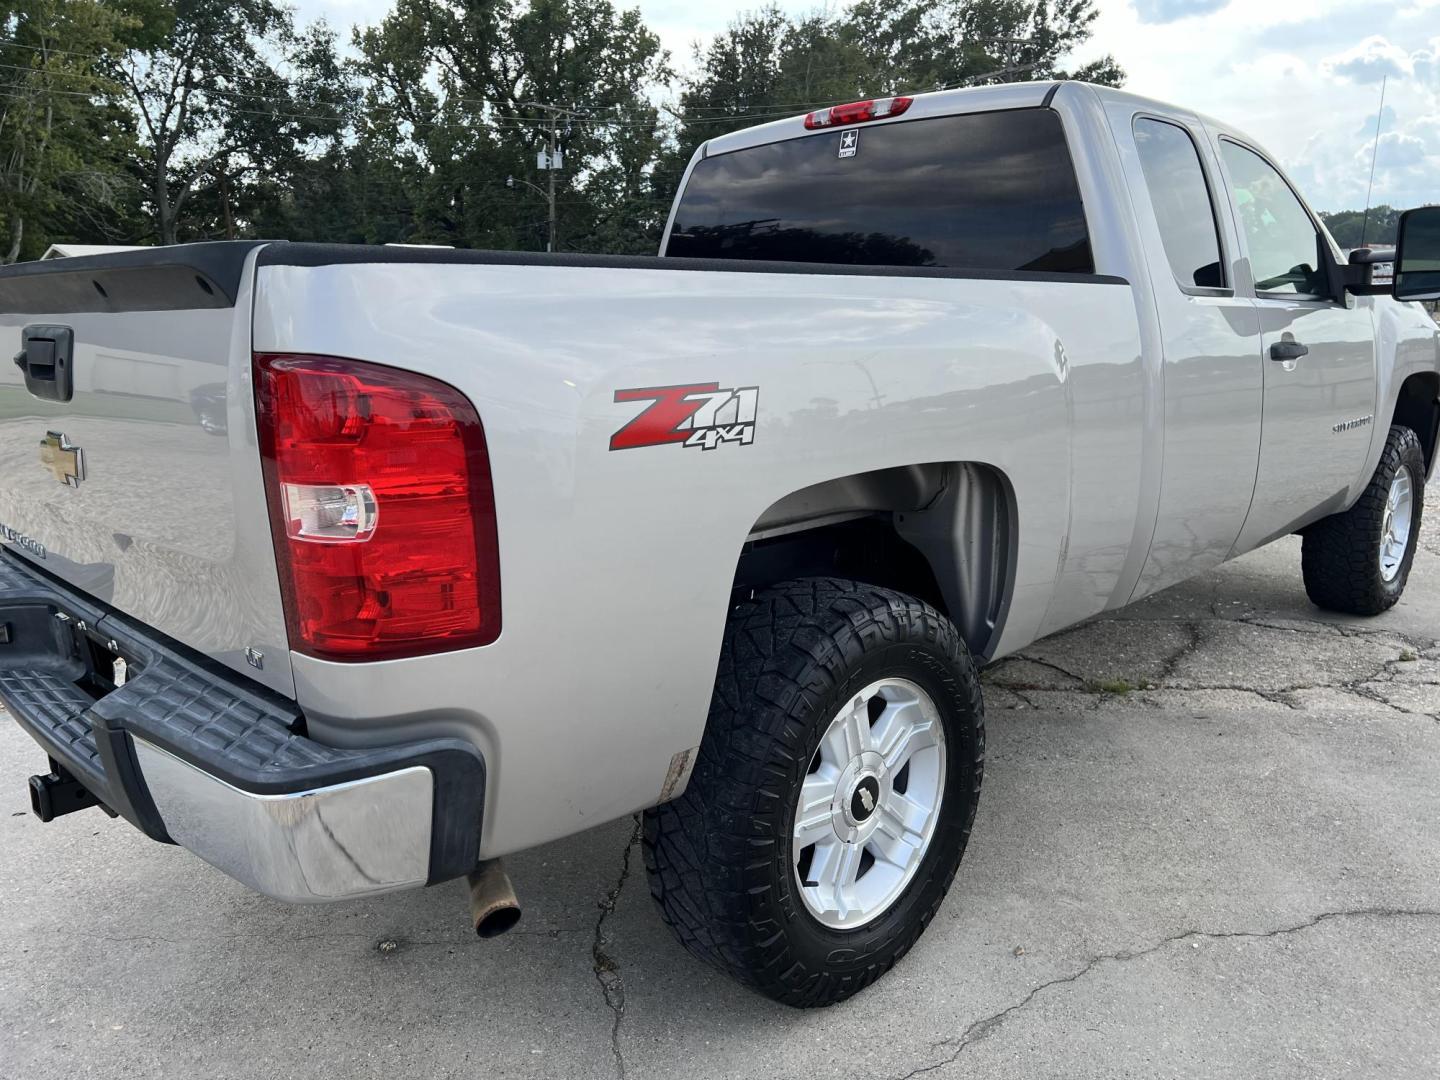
803,96 -> 912,130
254,353 -> 501,661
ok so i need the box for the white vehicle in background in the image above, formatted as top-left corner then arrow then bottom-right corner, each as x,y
2,81 -> 1437,1006
39,244 -> 148,261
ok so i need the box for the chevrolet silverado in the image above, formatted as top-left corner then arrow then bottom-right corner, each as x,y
2,81 -> 1438,1006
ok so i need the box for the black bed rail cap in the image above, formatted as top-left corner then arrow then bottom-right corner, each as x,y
0,240 -> 275,314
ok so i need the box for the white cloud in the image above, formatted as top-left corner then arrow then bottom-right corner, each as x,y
1292,104 -> 1440,212
1365,130 -> 1427,170
1322,36 -> 1422,84
1129,0 -> 1229,23
1413,40 -> 1440,85
1356,105 -> 1399,140
1074,1 -> 1440,209
298,0 -> 391,31
1408,114 -> 1440,150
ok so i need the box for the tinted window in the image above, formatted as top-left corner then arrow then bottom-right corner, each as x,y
1219,141 -> 1328,296
667,109 -> 1094,274
1133,118 -> 1224,289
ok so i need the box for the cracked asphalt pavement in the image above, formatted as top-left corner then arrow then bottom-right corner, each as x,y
4,525 -> 1439,1080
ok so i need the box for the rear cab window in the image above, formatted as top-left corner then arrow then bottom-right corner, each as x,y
1132,117 -> 1226,291
666,108 -> 1095,275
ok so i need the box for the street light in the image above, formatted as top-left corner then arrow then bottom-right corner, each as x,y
505,174 -> 556,252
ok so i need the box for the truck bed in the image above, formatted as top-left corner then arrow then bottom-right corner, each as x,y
2,240 -> 1141,855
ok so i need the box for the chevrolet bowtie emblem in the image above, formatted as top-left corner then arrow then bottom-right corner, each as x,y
39,431 -> 84,488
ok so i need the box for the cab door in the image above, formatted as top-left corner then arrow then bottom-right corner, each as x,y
1117,110 -> 1264,599
1214,138 -> 1378,552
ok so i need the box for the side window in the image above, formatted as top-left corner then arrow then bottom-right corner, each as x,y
1133,118 -> 1224,289
1218,141 -> 1329,297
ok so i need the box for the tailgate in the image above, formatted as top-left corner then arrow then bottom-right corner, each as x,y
0,243 -> 292,696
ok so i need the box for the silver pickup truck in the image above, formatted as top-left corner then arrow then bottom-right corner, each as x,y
2,81 -> 1438,1006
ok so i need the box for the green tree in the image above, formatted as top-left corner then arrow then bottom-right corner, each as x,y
844,0 -> 1124,92
9,0 -> 1132,258
115,0 -> 348,244
665,0 -> 1124,199
658,9 -> 870,201
1319,206 -> 1400,250
0,0 -> 142,261
353,0 -> 670,251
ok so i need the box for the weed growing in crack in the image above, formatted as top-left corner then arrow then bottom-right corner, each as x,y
1086,677 -> 1154,695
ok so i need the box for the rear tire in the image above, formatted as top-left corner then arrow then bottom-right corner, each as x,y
1302,424 -> 1426,615
643,578 -> 984,1007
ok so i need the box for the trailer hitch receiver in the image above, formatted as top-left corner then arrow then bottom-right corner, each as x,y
28,759 -> 112,822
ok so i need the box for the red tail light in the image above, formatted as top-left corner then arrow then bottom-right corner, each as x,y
803,96 -> 913,130
254,353 -> 500,661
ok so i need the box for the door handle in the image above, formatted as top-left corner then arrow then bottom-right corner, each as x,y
1270,340 -> 1309,362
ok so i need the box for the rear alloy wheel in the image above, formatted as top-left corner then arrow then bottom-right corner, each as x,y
1302,424 -> 1427,616
643,578 -> 984,1007
793,677 -> 947,930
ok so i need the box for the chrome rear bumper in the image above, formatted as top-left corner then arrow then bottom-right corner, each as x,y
133,739 -> 434,902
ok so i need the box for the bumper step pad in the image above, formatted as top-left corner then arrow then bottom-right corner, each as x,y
0,551 -> 485,894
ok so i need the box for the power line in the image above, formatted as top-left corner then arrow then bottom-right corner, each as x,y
1,30 -> 1042,69
0,84 -> 807,130
3,34 -> 1048,116
0,63 -> 808,128
0,38 -> 117,63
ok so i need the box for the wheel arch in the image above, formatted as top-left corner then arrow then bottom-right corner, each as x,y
733,462 -> 1017,660
1392,371 -> 1439,478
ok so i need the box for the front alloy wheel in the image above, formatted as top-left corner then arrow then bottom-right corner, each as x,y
1379,465 -> 1414,583
1303,424 -> 1426,616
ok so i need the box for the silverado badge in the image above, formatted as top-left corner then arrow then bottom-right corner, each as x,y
39,431 -> 85,488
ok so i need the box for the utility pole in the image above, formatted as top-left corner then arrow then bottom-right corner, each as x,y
544,112 -> 557,253
518,101 -> 586,253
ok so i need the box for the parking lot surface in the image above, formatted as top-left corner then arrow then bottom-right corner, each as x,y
3,525 -> 1438,1079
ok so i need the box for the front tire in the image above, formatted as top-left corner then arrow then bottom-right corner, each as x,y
643,578 -> 984,1007
1302,424 -> 1426,615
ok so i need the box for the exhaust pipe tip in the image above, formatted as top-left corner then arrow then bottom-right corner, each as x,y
467,859 -> 521,938
476,904 -> 522,939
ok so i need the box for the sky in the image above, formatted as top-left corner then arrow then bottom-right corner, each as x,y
293,0 -> 1440,212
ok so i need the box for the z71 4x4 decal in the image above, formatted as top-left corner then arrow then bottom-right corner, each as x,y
609,383 -> 759,451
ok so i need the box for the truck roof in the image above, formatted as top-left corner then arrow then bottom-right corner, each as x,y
700,80 -> 1258,161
